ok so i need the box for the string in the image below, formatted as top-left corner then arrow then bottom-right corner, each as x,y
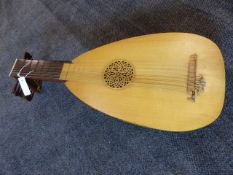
13,62 -> 197,77
25,70 -> 34,78
12,69 -> 198,78
12,67 -> 198,76
17,61 -> 32,77
12,70 -> 200,84
11,61 -> 201,91
13,60 -> 63,79
12,70 -> 201,85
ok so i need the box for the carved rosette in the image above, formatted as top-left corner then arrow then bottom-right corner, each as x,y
104,60 -> 134,88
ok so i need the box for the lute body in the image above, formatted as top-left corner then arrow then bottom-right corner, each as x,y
10,33 -> 225,131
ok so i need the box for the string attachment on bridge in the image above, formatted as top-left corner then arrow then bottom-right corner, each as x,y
187,53 -> 206,102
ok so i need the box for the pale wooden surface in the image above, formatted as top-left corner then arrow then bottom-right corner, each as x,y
60,33 -> 225,131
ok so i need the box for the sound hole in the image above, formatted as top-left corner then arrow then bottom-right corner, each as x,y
104,60 -> 134,88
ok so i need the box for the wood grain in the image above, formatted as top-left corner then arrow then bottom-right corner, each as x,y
61,33 -> 225,131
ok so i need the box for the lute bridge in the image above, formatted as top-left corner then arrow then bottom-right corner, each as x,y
187,54 -> 206,102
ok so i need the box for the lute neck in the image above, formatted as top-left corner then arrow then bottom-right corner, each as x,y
9,59 -> 69,81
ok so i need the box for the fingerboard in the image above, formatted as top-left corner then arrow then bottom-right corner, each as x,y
9,59 -> 67,81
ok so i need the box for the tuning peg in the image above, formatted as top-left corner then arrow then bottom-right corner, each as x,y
11,52 -> 42,101
24,52 -> 33,60
12,80 -> 34,101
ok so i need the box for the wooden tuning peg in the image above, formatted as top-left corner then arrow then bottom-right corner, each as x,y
11,52 -> 42,101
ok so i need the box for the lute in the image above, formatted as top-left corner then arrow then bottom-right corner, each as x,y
9,33 -> 225,132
